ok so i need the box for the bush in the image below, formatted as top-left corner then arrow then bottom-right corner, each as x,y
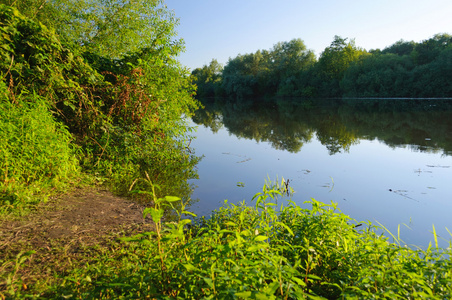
0,89 -> 79,212
1,4 -> 200,208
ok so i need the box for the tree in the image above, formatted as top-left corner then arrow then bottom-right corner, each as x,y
1,0 -> 50,22
317,36 -> 368,97
270,39 -> 316,96
220,39 -> 315,98
192,59 -> 223,97
271,39 -> 315,79
41,0 -> 182,60
411,47 -> 452,97
411,33 -> 452,65
341,53 -> 414,97
222,53 -> 260,98
382,40 -> 416,56
319,36 -> 367,80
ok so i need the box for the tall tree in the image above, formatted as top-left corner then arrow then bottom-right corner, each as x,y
270,38 -> 316,96
222,53 -> 260,98
341,53 -> 414,97
317,36 -> 367,97
411,33 -> 452,65
192,59 -> 223,97
271,38 -> 315,79
319,36 -> 367,80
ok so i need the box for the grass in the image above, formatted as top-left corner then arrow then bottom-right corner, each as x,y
1,181 -> 451,299
0,93 -> 80,215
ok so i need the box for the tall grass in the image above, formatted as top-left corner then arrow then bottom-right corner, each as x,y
0,89 -> 79,214
24,182 -> 449,299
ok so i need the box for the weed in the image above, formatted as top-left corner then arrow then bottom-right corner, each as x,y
0,251 -> 35,299
37,182 -> 452,299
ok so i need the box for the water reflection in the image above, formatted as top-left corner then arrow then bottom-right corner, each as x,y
193,98 -> 452,155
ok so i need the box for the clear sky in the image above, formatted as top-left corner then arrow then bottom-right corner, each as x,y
164,0 -> 452,71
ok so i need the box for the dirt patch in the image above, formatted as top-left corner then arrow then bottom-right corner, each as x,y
1,187 -> 154,248
0,187 -> 155,292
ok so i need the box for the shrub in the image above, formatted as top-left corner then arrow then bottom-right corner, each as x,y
0,89 -> 79,212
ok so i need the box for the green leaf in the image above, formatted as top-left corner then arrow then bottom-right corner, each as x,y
291,277 -> 306,287
182,210 -> 197,217
224,221 -> 236,226
306,274 -> 322,281
183,263 -> 199,272
254,235 -> 269,242
164,196 -> 181,202
264,280 -> 280,295
143,207 -> 164,224
203,277 -> 214,289
235,291 -> 252,298
179,219 -> 192,227
247,245 -> 264,252
276,221 -> 294,236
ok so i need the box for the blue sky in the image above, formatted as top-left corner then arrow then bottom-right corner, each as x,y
164,0 -> 452,71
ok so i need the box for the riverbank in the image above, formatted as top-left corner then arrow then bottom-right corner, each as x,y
1,183 -> 452,298
0,186 -> 154,297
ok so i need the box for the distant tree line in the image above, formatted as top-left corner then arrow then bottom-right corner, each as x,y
192,34 -> 452,99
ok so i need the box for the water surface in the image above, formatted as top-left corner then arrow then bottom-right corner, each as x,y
189,98 -> 452,248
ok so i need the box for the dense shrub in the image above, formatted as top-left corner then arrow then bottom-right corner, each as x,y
0,88 -> 79,212
0,4 -> 200,209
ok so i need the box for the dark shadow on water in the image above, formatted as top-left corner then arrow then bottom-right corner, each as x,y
193,97 -> 452,156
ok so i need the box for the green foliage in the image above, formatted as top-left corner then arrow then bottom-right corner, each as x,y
0,3 -> 104,134
316,36 -> 368,97
34,0 -> 181,60
1,3 -> 200,209
27,183 -> 451,299
411,33 -> 452,66
381,39 -> 416,56
81,48 -> 200,200
196,38 -> 316,99
0,90 -> 79,212
196,33 -> 452,99
0,250 -> 35,298
192,59 -> 224,98
318,36 -> 365,80
222,52 -> 261,98
1,0 -> 52,24
341,53 -> 415,98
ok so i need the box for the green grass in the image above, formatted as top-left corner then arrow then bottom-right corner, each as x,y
0,92 -> 80,215
3,182 -> 450,299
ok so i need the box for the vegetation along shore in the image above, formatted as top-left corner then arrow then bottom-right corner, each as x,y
1,0 -> 452,298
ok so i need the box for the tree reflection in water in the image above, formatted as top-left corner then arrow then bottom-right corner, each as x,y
192,98 -> 452,156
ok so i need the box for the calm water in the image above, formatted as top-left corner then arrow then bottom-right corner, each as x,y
188,98 -> 452,248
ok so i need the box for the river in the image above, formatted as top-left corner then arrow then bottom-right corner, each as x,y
188,98 -> 452,248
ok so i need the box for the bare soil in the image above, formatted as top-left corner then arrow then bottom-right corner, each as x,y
0,187 -> 155,292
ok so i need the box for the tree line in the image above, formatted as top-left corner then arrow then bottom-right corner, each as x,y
193,34 -> 452,99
